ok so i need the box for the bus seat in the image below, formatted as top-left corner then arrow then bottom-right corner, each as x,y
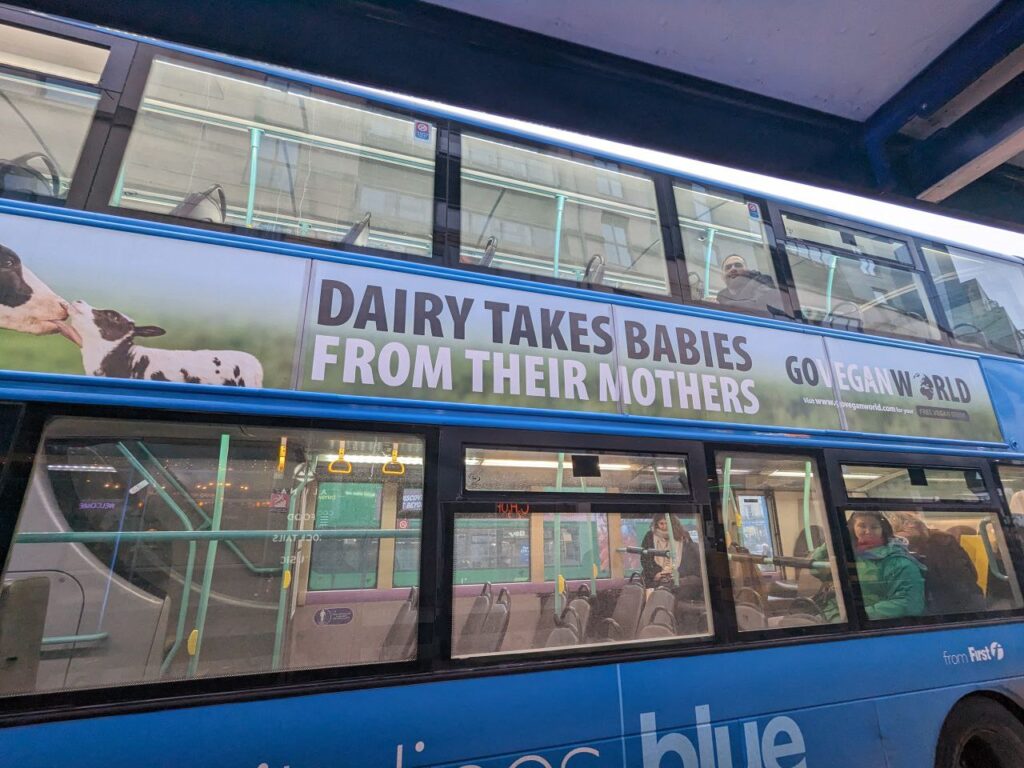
544,624 -> 579,648
638,587 -> 675,632
341,212 -> 371,247
957,535 -> 990,593
456,582 -> 492,655
480,588 -> 511,653
734,587 -> 767,631
0,577 -> 50,695
771,614 -> 819,628
598,581 -> 644,641
379,587 -> 418,662
168,184 -> 227,224
637,606 -> 675,639
565,597 -> 591,641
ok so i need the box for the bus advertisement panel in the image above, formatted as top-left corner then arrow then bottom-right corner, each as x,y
0,211 -> 1003,442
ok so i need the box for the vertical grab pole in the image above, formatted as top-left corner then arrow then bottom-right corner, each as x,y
803,461 -> 814,553
552,194 -> 566,280
188,434 -> 230,678
702,228 -> 716,299
585,504 -> 597,596
273,472 -> 313,670
722,456 -> 736,544
666,509 -> 679,587
554,452 -> 564,614
825,253 -> 837,312
245,128 -> 264,227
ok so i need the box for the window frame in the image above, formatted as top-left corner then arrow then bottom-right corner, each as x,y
824,449 -> 1024,629
84,45 -> 452,269
669,180 -> 796,320
446,124 -> 688,302
705,443 -> 857,644
767,202 -> 952,347
920,239 -> 1024,359
0,402 -> 440,719
0,7 -> 136,210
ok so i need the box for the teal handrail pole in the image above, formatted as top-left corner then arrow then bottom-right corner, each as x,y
554,452 -> 564,614
135,442 -> 277,575
721,456 -> 734,541
825,253 -> 838,312
245,128 -> 263,227
188,434 -> 230,678
272,469 -> 314,670
702,228 -> 716,299
803,461 -> 814,554
552,194 -> 566,279
114,443 -> 197,673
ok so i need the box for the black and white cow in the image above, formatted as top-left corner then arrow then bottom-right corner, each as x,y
0,244 -> 80,344
67,300 -> 264,387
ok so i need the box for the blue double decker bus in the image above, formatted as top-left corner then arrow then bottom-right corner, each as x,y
4,6 -> 1024,767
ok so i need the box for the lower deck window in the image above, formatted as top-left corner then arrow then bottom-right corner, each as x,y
846,510 -> 1023,621
0,417 -> 424,697
451,504 -> 712,657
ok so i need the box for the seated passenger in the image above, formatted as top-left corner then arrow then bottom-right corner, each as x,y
888,512 -> 984,614
641,513 -> 700,590
715,254 -> 777,313
813,512 -> 925,621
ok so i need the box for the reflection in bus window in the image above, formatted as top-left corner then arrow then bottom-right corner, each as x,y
464,447 -> 689,495
673,182 -> 784,315
0,418 -> 424,697
843,464 -> 988,503
782,212 -> 913,265
113,59 -> 436,256
452,507 -> 711,657
714,452 -> 845,630
0,23 -> 107,201
784,241 -> 941,340
459,135 -> 670,295
922,243 -> 1024,357
858,510 -> 1022,619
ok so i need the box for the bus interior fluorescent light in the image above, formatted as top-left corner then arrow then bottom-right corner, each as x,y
47,464 -> 118,473
841,473 -> 883,480
769,470 -> 817,478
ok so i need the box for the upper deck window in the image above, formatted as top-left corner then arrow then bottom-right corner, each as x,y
112,59 -> 436,257
458,135 -> 670,295
0,23 -> 107,84
922,243 -> 1024,357
0,24 -> 107,202
782,212 -> 913,265
673,182 -> 785,316
781,212 -> 941,341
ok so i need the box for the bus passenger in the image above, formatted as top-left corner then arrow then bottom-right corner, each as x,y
715,254 -> 778,313
814,512 -> 925,621
887,512 -> 984,614
641,513 -> 700,590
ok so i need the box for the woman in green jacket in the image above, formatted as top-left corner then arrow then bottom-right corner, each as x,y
815,512 -> 926,621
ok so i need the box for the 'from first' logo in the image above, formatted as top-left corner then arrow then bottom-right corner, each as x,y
970,642 -> 1005,662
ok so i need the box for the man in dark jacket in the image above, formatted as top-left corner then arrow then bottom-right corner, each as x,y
889,512 -> 985,615
715,254 -> 778,313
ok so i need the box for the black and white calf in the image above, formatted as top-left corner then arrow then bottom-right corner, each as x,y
67,301 -> 264,387
0,244 -> 80,344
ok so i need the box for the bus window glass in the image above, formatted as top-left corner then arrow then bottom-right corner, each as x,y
847,510 -> 1022,621
0,24 -> 106,202
459,135 -> 670,295
843,464 -> 988,503
922,243 -> 1024,357
999,465 -> 1024,518
673,182 -> 784,314
714,452 -> 846,630
782,212 -> 913,265
464,447 -> 689,495
113,59 -> 436,256
0,23 -> 107,83
0,417 -> 424,697
452,505 -> 711,657
784,243 -> 941,340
